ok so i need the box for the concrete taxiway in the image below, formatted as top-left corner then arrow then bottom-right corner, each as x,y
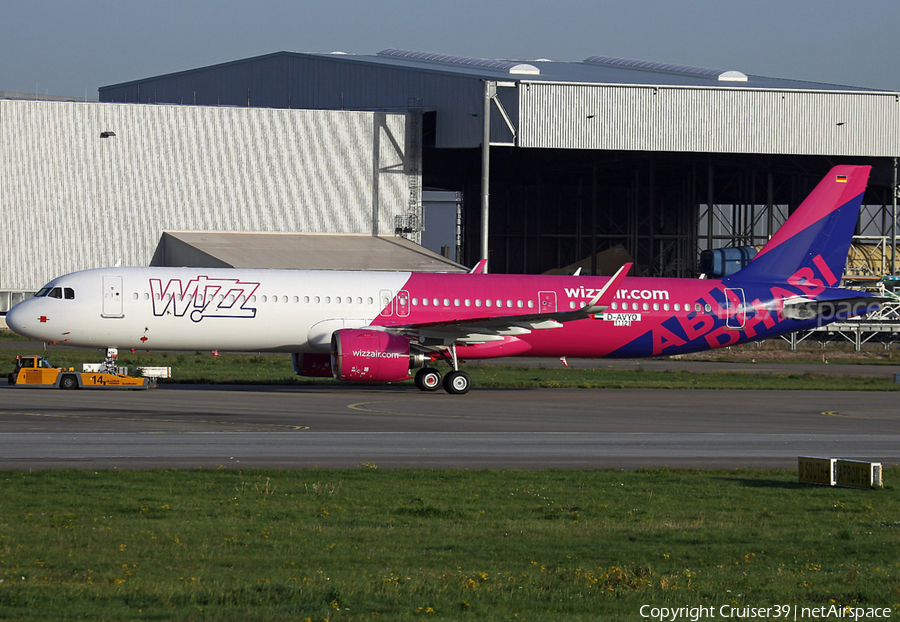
1,381 -> 898,469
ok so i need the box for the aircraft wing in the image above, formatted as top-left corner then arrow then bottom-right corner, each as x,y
388,263 -> 631,346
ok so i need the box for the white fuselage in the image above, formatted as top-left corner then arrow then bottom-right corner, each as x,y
8,267 -> 411,352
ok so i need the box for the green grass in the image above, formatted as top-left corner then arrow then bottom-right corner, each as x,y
4,348 -> 900,390
0,468 -> 896,620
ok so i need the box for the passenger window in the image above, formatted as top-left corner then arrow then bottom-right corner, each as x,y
443,299 -> 449,306
475,299 -> 481,307
422,298 -> 429,306
325,297 -> 331,304
622,302 -> 629,310
517,300 -> 523,308
335,297 -> 341,304
132,293 -> 139,300
486,300 -> 492,307
356,297 -> 363,305
704,304 -> 712,313
465,299 -> 471,307
674,303 -> 680,312
663,303 -> 669,311
642,303 -> 649,311
367,297 -> 374,305
611,302 -> 618,310
527,300 -> 534,308
653,303 -> 659,311
454,299 -> 460,306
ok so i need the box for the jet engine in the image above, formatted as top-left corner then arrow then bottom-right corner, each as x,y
331,329 -> 422,382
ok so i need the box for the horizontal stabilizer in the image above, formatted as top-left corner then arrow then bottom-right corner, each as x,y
782,295 -> 887,321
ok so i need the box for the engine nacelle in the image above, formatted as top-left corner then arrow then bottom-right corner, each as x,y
291,352 -> 333,378
331,329 -> 414,382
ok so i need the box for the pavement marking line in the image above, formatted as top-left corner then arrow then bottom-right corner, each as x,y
0,410 -> 309,432
821,410 -> 897,421
347,401 -> 477,420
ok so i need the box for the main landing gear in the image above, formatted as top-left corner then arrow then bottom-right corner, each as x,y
414,367 -> 442,391
414,344 -> 472,395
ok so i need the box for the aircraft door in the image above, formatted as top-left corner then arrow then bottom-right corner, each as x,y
538,291 -> 557,313
102,276 -> 124,318
724,287 -> 745,329
379,289 -> 394,316
396,290 -> 410,317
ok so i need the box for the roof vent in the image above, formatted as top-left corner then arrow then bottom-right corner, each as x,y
717,70 -> 749,82
378,49 -> 540,76
584,56 -> 747,82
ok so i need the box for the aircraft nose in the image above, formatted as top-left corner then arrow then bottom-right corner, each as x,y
6,300 -> 35,339
6,302 -> 24,333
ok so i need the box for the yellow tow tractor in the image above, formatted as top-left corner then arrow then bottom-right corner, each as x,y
8,353 -> 153,390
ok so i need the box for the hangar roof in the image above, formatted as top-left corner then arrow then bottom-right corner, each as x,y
333,50 -> 877,92
102,49 -> 879,93
150,232 -> 467,273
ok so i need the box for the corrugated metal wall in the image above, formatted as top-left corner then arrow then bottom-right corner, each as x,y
518,82 -> 900,156
100,54 -> 487,149
0,100 -> 415,290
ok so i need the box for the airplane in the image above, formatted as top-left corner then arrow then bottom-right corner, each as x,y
5,165 -> 883,395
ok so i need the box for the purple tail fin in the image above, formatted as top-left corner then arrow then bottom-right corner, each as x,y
728,165 -> 870,285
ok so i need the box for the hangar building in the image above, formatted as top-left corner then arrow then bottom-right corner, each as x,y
99,49 -> 900,277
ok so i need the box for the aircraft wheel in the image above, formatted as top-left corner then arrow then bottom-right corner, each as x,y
60,374 -> 79,390
414,367 -> 442,392
443,370 -> 471,395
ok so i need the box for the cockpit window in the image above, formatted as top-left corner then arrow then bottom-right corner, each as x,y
35,287 -> 51,298
64,288 -> 75,300
48,287 -> 63,299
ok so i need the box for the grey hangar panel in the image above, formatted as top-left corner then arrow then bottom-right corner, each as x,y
0,99 -> 419,292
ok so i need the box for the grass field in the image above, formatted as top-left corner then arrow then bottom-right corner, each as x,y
3,347 -> 900,391
0,469 -> 897,621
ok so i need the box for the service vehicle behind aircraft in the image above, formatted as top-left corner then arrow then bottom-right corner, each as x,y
7,166 -> 884,394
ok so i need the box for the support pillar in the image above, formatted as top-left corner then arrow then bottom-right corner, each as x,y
480,80 -> 494,272
893,157 -> 898,276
